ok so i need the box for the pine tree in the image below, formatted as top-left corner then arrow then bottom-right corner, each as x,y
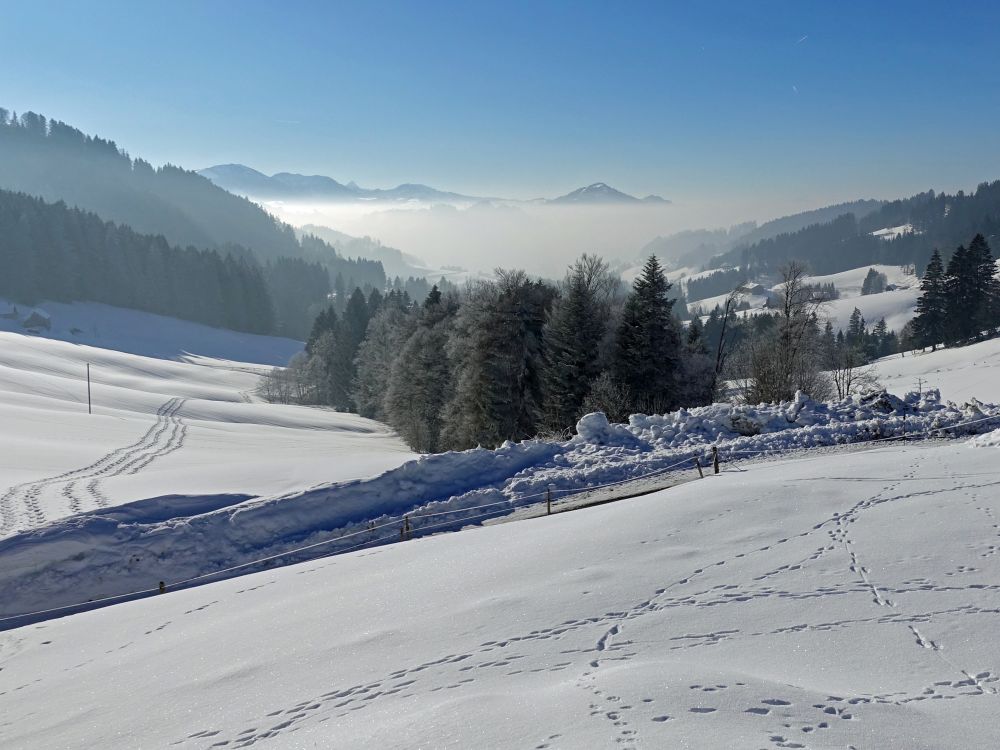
613,256 -> 682,414
541,259 -> 608,431
384,291 -> 455,451
967,234 -> 1000,336
944,244 -> 976,342
861,268 -> 887,296
846,308 -> 866,345
351,297 -> 414,420
913,250 -> 948,349
306,306 -> 338,354
442,271 -> 555,449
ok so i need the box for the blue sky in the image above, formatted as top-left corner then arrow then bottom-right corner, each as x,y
3,1 -> 999,213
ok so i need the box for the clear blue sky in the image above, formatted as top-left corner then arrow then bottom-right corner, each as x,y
3,0 -> 999,211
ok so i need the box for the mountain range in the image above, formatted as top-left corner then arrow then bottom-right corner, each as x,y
198,165 -> 670,206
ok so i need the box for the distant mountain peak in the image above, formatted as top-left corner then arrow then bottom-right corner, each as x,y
547,183 -> 670,205
199,165 -> 671,207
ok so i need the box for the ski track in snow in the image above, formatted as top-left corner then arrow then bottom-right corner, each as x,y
163,445 -> 1000,750
0,397 -> 187,534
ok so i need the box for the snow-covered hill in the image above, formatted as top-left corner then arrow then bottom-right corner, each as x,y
686,264 -> 921,334
0,297 -> 303,364
0,323 -> 416,538
4,438 -> 1000,749
872,337 -> 1000,404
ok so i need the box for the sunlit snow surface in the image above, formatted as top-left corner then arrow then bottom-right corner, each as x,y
3,439 -> 1000,748
0,314 -> 416,538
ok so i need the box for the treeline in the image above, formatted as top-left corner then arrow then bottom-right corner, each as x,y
0,190 -> 274,333
685,267 -> 744,302
712,182 -> 1000,277
910,234 -> 1000,348
265,255 -> 930,452
264,256 -> 718,451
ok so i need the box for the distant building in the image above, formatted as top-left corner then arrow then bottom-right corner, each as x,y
23,310 -> 51,331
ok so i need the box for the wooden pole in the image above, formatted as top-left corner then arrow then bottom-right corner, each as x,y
695,457 -> 704,479
547,486 -> 552,515
712,446 -> 719,474
87,363 -> 92,414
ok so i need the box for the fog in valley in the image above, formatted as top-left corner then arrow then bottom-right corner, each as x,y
256,197 -> 754,277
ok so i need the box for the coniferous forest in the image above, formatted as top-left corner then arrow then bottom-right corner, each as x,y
0,111 -> 388,339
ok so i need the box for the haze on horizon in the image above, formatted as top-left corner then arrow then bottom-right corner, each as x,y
3,0 -> 999,273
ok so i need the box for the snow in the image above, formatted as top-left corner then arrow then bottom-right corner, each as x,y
872,223 -> 917,240
0,297 -> 302,364
687,264 -> 921,334
0,323 -> 417,539
799,264 -> 919,296
822,286 -> 921,334
872,336 -> 1000,404
4,438 -> 1000,748
2,387 -> 995,620
969,428 -> 1000,447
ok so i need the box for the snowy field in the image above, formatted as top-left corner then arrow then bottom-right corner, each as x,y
0,314 -> 417,538
4,438 -> 1000,749
687,264 -> 921,335
872,337 -> 1000,404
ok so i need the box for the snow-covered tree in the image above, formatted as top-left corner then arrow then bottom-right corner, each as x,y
385,287 -> 455,452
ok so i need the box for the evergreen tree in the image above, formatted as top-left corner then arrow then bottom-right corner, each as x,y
967,234 -> 1000,336
442,271 -> 555,448
351,295 -> 414,420
384,290 -> 455,451
306,306 -> 338,354
846,308 -> 866,344
613,256 -> 682,414
944,244 -> 976,342
861,268 -> 887,295
913,249 -> 948,349
541,257 -> 610,431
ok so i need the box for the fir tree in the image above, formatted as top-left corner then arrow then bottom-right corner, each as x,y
967,234 -> 1000,336
613,256 -> 682,414
541,259 -> 607,431
944,244 -> 976,342
913,249 -> 947,349
384,290 -> 455,451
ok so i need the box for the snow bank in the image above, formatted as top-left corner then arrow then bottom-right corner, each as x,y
969,428 -> 1000,448
2,389 -> 998,620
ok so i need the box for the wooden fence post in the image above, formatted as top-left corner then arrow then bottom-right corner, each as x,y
712,446 -> 720,474
158,581 -> 166,594
695,457 -> 704,479
401,516 -> 411,541
547,486 -> 552,515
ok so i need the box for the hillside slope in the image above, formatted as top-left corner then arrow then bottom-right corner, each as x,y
0,324 -> 415,538
3,439 -> 1000,749
872,336 -> 1000,404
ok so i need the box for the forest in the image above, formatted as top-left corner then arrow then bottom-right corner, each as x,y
262,250 -> 958,452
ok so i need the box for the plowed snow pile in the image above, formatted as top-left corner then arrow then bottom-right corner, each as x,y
1,387 -> 996,619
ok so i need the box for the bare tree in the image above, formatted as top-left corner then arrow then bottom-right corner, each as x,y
731,262 -> 833,403
829,345 -> 881,399
712,282 -> 748,391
